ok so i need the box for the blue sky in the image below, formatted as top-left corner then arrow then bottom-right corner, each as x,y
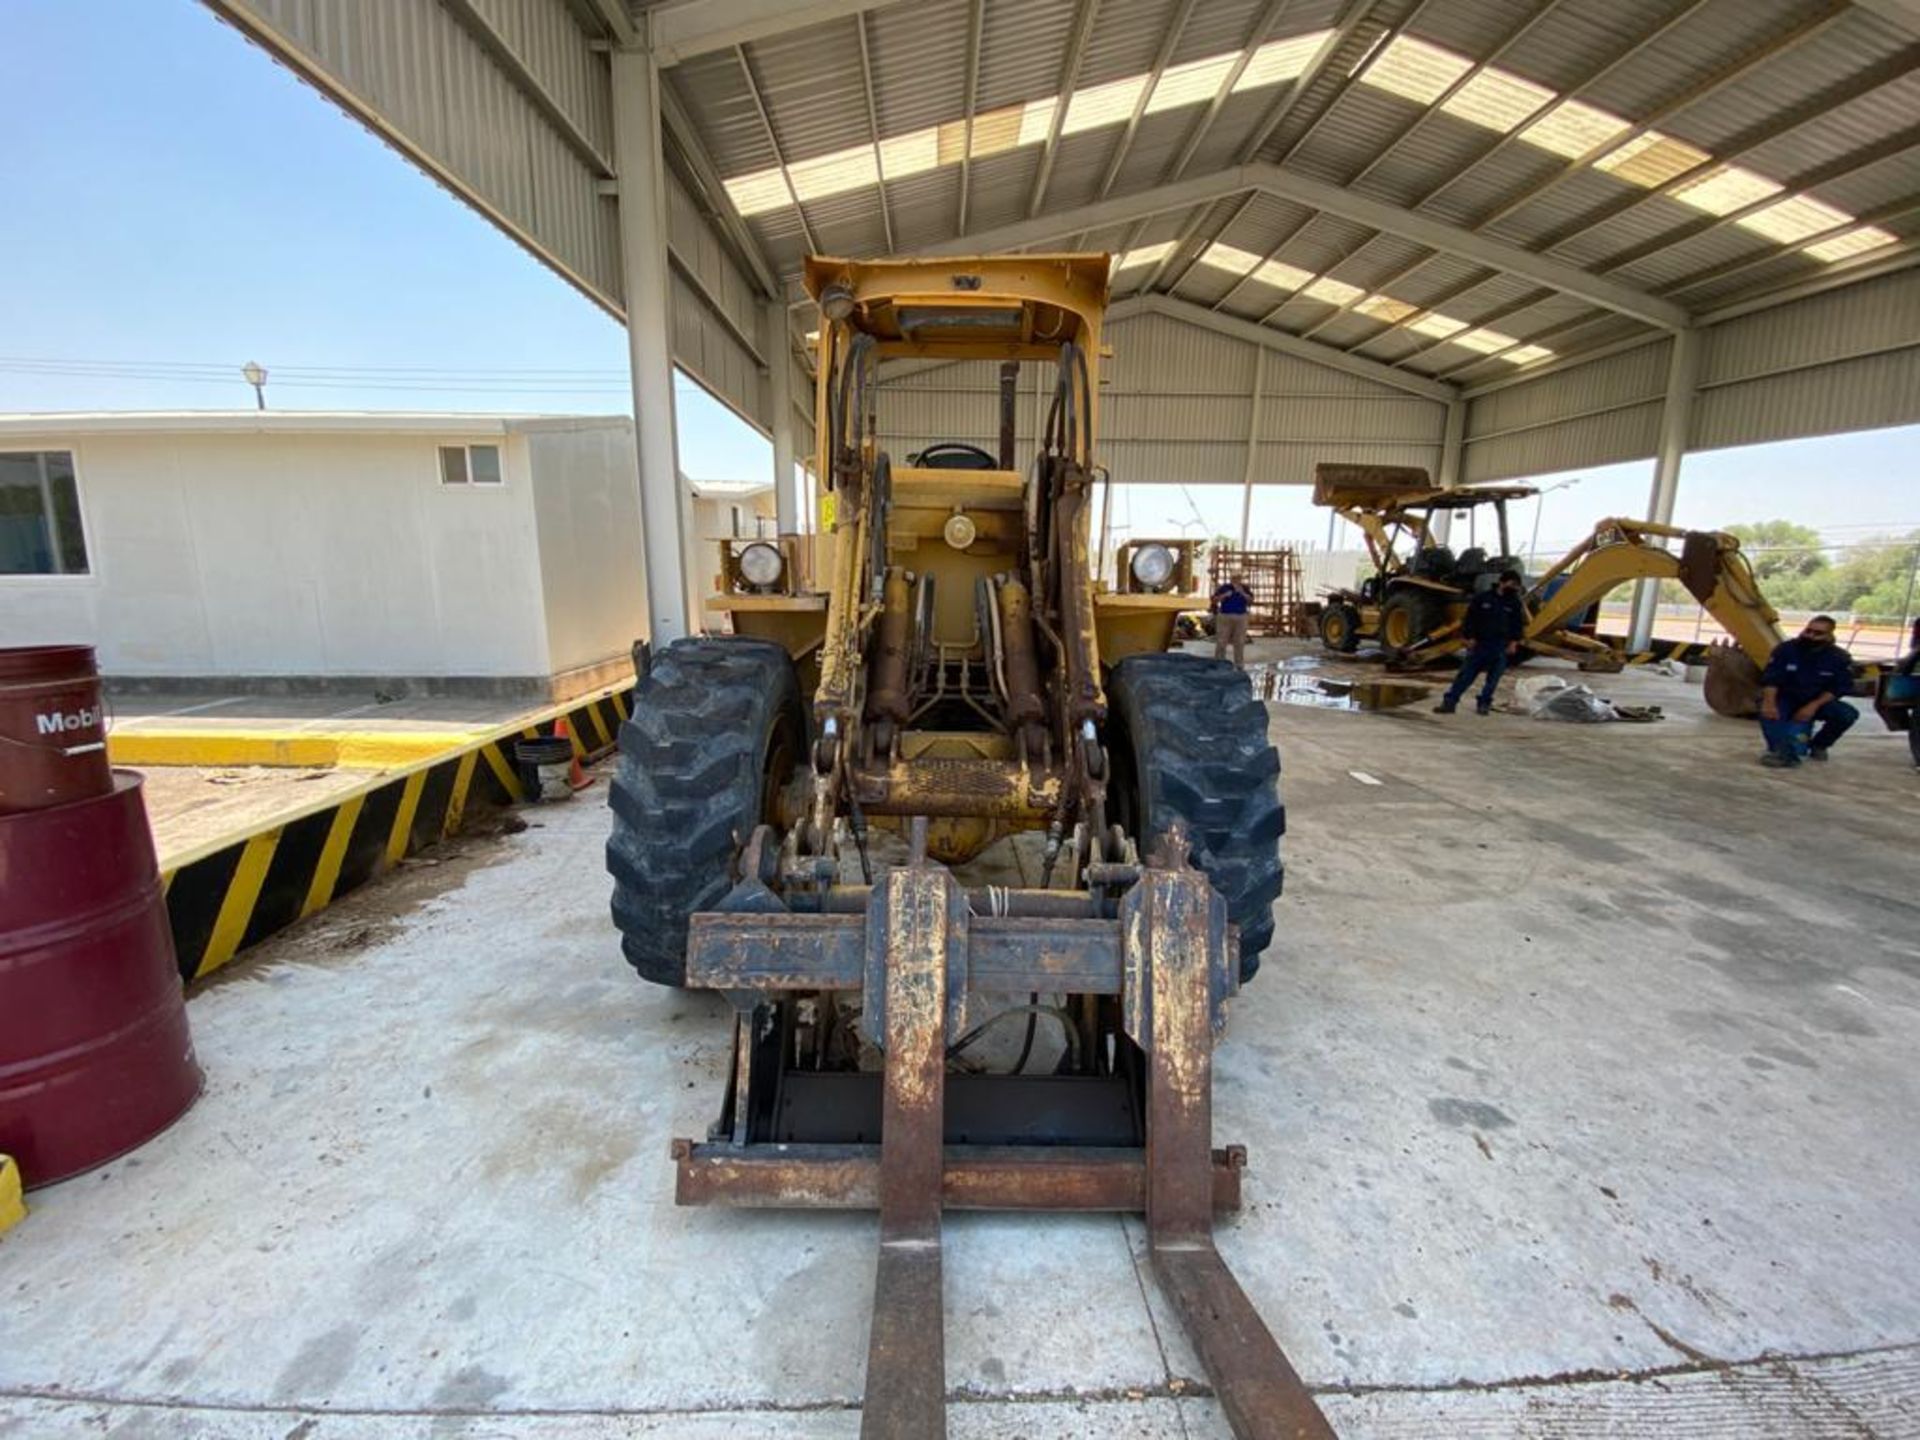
2,2 -> 1912,544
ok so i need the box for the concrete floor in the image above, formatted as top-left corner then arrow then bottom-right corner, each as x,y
4,644 -> 1918,1438
136,765 -> 369,865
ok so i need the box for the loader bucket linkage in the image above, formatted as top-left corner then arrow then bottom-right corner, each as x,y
674,818 -> 1334,1440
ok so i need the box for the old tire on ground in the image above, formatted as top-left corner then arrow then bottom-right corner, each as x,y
606,637 -> 804,986
1319,601 -> 1362,654
1108,652 -> 1285,982
1379,589 -> 1443,653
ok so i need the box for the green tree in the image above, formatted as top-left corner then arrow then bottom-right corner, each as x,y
1816,532 -> 1920,621
1726,520 -> 1828,584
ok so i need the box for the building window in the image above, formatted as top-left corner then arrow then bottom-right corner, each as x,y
438,443 -> 503,486
0,451 -> 89,575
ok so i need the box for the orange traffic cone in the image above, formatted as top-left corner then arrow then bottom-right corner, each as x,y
554,718 -> 593,791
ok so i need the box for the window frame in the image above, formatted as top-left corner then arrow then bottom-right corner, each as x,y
0,447 -> 94,582
437,442 -> 505,488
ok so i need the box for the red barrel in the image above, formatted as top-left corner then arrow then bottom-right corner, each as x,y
0,644 -> 113,813
0,770 -> 202,1187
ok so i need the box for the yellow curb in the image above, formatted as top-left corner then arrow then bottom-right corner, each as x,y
0,1155 -> 25,1234
108,729 -> 487,770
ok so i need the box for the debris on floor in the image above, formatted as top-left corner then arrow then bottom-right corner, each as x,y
1515,675 -> 1664,723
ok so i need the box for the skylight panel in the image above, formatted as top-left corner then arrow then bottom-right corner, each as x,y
787,143 -> 880,202
1450,327 -> 1518,354
1353,293 -> 1418,322
1521,98 -> 1630,159
878,128 -> 940,180
1441,67 -> 1556,135
1147,53 -> 1238,114
1503,344 -> 1553,365
951,99 -> 1057,162
1595,131 -> 1712,189
1199,242 -> 1263,275
1738,192 -> 1852,245
1303,276 -> 1365,306
1114,243 -> 1177,272
1406,312 -> 1468,339
1671,164 -> 1782,216
1063,74 -> 1149,134
1234,32 -> 1329,91
1361,34 -> 1474,105
724,166 -> 794,216
1254,260 -> 1315,291
1804,225 -> 1897,262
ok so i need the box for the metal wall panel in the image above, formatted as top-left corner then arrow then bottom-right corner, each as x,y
210,0 -> 621,310
875,312 -> 1444,487
209,0 -> 776,434
1695,347 -> 1920,453
1693,267 -> 1920,453
1462,339 -> 1671,483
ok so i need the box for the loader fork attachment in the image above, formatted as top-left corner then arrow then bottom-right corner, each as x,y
674,830 -> 1335,1440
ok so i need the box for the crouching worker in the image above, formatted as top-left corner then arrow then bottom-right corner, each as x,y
1758,614 -> 1857,768
1435,570 -> 1525,716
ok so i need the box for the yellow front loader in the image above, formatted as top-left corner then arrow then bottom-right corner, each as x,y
605,255 -> 1329,1439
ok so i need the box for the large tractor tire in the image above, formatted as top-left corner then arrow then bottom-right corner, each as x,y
1319,601 -> 1362,654
1108,653 -> 1285,982
606,637 -> 805,986
1379,589 -> 1443,653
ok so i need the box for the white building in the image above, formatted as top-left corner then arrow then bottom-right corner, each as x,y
0,412 -> 652,699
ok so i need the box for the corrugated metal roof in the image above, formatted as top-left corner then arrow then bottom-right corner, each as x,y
207,0 -> 1920,485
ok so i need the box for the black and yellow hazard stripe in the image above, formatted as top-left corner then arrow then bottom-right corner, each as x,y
161,685 -> 631,984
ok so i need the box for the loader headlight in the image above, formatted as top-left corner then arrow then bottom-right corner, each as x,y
738,542 -> 784,589
1130,542 -> 1176,591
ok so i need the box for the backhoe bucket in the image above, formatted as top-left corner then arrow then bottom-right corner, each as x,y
1704,643 -> 1764,718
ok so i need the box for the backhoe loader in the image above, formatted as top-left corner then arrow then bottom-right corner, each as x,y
1312,463 -> 1787,716
605,256 -> 1325,1439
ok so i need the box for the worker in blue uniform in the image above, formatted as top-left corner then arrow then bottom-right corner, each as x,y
1211,573 -> 1253,668
1758,614 -> 1857,768
1434,569 -> 1526,716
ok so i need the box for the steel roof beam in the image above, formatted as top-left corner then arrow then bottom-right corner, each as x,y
1095,0 -> 1199,206
440,0 -> 613,176
1331,0 -> 1714,354
651,0 -> 890,66
1343,0 -> 1847,356
958,0 -> 985,234
1027,0 -> 1100,217
1404,129 -> 1920,374
1162,0 -> 1301,185
573,0 -> 638,48
1140,297 -> 1454,401
734,44 -> 820,255
1247,165 -> 1688,327
925,162 -> 1687,327
1137,0 -> 1399,296
1293,0 -> 1567,340
854,12 -> 895,252
657,82 -> 781,298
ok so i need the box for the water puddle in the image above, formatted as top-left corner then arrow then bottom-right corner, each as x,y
1251,667 -> 1430,712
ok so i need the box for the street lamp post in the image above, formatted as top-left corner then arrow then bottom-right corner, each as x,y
241,361 -> 268,411
1528,476 -> 1581,568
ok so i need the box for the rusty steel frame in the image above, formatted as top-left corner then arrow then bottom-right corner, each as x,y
673,828 -> 1333,1440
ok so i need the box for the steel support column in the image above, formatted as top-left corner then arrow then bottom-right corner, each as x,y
611,45 -> 691,644
1628,330 -> 1700,652
1237,349 -> 1267,550
1431,394 -> 1465,544
764,299 -> 798,534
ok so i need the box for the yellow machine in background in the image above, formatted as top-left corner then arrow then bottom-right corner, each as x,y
1312,463 -> 1787,716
